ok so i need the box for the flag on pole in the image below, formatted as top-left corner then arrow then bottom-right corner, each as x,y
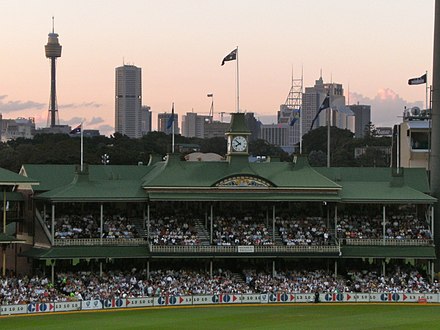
310,94 -> 330,131
166,104 -> 175,129
70,124 -> 82,134
408,73 -> 427,85
289,108 -> 301,126
221,49 -> 237,66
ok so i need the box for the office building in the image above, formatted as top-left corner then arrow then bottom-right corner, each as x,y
182,112 -> 211,138
115,65 -> 142,138
158,112 -> 179,135
348,104 -> 372,138
141,106 -> 152,136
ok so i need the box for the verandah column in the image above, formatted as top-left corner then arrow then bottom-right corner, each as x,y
51,204 -> 55,245
210,204 -> 213,245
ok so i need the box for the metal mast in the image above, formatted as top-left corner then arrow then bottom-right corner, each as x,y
45,17 -> 62,127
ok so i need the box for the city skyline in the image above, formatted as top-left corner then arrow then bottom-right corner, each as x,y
0,0 -> 434,136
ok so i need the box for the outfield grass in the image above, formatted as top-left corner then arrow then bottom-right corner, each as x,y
1,304 -> 440,330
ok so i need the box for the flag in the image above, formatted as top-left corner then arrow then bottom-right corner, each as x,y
408,73 -> 427,85
221,49 -> 237,66
310,94 -> 330,131
289,108 -> 300,126
70,124 -> 81,134
166,104 -> 175,129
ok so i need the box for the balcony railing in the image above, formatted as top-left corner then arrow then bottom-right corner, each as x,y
53,238 -> 148,246
149,244 -> 340,254
342,238 -> 434,246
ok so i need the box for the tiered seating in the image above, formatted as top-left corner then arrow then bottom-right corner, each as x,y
149,217 -> 200,245
212,217 -> 273,246
277,216 -> 332,246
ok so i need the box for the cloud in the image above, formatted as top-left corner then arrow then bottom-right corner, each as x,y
88,116 -> 105,125
60,117 -> 84,126
0,98 -> 45,113
59,102 -> 102,109
98,124 -> 115,137
349,88 -> 423,127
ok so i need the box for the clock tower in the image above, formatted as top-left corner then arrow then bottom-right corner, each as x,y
226,113 -> 251,160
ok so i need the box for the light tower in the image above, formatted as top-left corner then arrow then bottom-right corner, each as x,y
45,17 -> 62,127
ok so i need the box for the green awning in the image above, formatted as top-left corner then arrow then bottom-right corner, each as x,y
341,246 -> 436,259
20,246 -> 149,259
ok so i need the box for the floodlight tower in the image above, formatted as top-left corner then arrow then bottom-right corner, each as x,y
45,17 -> 62,127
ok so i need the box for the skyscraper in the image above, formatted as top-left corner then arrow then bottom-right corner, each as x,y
141,106 -> 152,136
348,104 -> 371,138
115,65 -> 142,138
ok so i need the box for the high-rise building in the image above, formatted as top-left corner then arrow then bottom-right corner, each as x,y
244,113 -> 261,141
158,112 -> 179,134
260,124 -> 289,148
182,112 -> 211,138
302,76 -> 353,135
115,65 -> 142,138
348,104 -> 371,138
141,106 -> 152,136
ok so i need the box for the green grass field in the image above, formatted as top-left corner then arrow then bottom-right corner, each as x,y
1,304 -> 440,330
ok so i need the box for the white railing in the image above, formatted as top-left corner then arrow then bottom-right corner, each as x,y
149,244 -> 339,254
54,238 -> 148,246
342,238 -> 434,246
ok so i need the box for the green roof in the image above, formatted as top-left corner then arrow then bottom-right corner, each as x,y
315,167 -> 435,204
35,173 -> 148,202
0,167 -> 39,186
142,155 -> 341,190
21,164 -> 153,192
21,246 -> 149,259
226,113 -> 250,134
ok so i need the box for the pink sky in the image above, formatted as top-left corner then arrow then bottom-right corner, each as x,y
0,0 -> 434,136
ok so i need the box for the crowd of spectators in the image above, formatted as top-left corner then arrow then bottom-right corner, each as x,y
2,266 -> 438,305
212,217 -> 273,246
52,214 -> 139,240
337,214 -> 432,240
277,217 -> 332,246
149,217 -> 200,245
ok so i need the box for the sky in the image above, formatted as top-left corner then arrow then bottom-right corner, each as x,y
0,0 -> 435,136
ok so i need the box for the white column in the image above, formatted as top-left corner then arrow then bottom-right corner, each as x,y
51,204 -> 55,245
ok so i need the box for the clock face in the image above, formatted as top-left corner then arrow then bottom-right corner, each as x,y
231,136 -> 247,152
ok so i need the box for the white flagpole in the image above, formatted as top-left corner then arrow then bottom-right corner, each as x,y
172,103 -> 175,153
327,93 -> 331,168
426,70 -> 429,110
236,46 -> 239,113
80,122 -> 84,172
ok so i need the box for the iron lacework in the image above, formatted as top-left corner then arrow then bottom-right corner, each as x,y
215,175 -> 272,187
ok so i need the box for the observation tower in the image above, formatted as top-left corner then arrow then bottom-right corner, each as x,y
44,17 -> 62,127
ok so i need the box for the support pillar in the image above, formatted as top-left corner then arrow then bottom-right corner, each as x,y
147,260 -> 150,280
51,262 -> 55,285
272,205 -> 276,243
210,205 -> 213,245
51,204 -> 55,245
100,203 -> 104,245
147,204 -> 150,241
272,260 -> 276,277
382,205 -> 386,245
334,260 -> 337,277
210,260 -> 213,279
100,261 -> 103,277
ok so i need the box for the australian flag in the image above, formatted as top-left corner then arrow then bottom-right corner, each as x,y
408,73 -> 427,85
310,94 -> 330,131
166,104 -> 175,129
70,124 -> 81,134
221,49 -> 237,66
289,108 -> 301,126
